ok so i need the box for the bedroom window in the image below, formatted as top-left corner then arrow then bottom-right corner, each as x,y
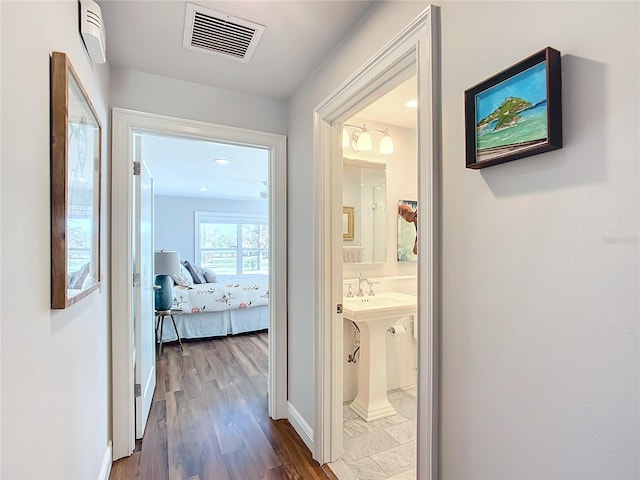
196,212 -> 268,275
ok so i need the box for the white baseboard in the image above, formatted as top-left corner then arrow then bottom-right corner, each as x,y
99,441 -> 113,480
287,401 -> 313,451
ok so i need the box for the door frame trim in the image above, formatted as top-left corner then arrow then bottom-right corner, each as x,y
111,108 -> 288,460
312,6 -> 441,477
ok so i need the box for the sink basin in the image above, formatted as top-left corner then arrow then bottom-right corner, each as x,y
343,292 -> 417,322
343,292 -> 417,422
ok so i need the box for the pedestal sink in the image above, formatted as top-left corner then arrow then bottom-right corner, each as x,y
344,292 -> 417,422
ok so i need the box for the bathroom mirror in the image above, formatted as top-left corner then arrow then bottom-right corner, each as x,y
342,158 -> 386,264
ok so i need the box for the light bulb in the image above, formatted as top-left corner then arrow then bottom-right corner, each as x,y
342,127 -> 350,148
356,128 -> 372,151
379,132 -> 394,154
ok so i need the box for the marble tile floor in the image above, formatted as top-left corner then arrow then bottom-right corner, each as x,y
328,385 -> 417,480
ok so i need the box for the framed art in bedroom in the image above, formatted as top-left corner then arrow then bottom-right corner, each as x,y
464,47 -> 562,169
50,51 -> 102,309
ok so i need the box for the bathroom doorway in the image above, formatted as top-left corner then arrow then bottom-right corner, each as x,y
334,75 -> 419,479
312,6 -> 441,479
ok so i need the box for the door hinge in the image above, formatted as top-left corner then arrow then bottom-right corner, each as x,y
133,161 -> 141,176
337,303 -> 343,314
133,272 -> 140,287
134,383 -> 142,398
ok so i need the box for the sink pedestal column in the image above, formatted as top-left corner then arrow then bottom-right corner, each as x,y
349,317 -> 396,422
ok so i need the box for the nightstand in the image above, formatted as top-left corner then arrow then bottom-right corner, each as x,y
155,309 -> 184,357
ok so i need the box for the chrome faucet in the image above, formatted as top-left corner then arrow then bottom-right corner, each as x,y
346,282 -> 354,297
357,273 -> 369,297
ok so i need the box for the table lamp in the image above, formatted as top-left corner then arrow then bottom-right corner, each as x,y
154,250 -> 180,311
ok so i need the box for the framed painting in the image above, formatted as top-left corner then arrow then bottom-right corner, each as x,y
51,51 -> 102,309
397,200 -> 417,262
343,206 -> 354,241
465,47 -> 562,169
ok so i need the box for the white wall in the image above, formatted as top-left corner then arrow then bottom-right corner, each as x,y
289,0 -> 639,476
0,1 -> 111,479
110,67 -> 288,135
154,195 -> 268,263
439,2 -> 639,477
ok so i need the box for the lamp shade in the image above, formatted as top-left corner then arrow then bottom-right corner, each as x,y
356,129 -> 373,151
379,133 -> 394,154
154,250 -> 181,276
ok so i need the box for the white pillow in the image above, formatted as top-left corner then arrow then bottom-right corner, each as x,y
171,264 -> 194,287
202,268 -> 217,283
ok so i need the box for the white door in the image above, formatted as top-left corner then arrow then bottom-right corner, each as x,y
133,135 -> 156,439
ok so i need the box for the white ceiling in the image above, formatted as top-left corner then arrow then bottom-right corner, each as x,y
141,133 -> 269,200
100,0 -> 374,100
356,76 -> 417,129
102,1 -> 417,200
141,75 -> 417,201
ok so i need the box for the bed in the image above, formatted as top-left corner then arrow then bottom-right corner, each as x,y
159,273 -> 269,342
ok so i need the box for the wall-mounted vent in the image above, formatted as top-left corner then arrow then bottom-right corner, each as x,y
183,3 -> 265,63
79,0 -> 106,64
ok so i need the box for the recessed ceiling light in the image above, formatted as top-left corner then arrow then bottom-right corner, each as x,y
405,100 -> 418,108
199,187 -> 208,191
213,158 -> 230,165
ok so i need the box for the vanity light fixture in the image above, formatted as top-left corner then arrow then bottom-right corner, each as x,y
405,99 -> 417,108
213,158 -> 230,165
356,126 -> 373,151
350,131 -> 362,152
343,123 -> 394,155
199,187 -> 208,191
379,130 -> 394,154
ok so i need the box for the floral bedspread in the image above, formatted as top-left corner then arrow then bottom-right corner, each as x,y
171,274 -> 269,313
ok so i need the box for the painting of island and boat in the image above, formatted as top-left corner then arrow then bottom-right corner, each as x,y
474,61 -> 549,163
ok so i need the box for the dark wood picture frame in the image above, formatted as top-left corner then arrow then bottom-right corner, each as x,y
51,52 -> 102,309
465,47 -> 562,169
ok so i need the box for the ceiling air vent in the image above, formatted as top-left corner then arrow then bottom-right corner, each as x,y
183,3 -> 265,63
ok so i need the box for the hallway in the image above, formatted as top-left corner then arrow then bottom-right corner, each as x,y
110,332 -> 330,479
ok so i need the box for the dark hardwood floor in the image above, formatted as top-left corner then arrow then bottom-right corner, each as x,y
110,331 -> 332,480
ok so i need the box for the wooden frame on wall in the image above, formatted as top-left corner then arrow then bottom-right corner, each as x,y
342,206 -> 354,240
464,47 -> 562,169
50,51 -> 102,309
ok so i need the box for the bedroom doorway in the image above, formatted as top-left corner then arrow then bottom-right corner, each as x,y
141,132 -> 272,341
111,110 -> 287,461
